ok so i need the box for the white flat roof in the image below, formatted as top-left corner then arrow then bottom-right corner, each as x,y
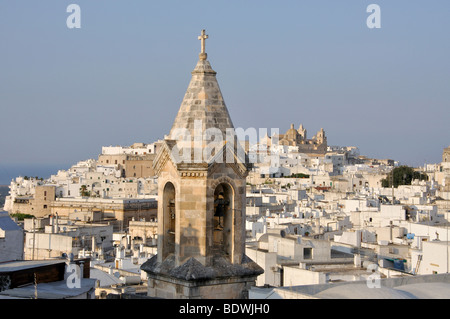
0,278 -> 97,299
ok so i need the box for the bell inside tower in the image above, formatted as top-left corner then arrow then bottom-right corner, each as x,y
213,183 -> 234,257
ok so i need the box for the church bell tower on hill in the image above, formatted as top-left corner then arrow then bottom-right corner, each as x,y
141,30 -> 263,299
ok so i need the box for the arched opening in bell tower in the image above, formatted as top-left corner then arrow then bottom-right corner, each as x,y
162,181 -> 176,259
213,182 -> 234,257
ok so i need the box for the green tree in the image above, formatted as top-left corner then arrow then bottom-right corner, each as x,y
381,165 -> 428,188
80,185 -> 91,197
10,213 -> 35,221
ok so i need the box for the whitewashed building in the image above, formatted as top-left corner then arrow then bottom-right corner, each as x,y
0,211 -> 24,262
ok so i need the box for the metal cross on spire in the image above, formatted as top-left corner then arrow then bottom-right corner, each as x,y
198,29 -> 208,60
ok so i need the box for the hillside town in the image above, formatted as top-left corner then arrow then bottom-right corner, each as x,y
1,136 -> 449,299
1,30 -> 450,299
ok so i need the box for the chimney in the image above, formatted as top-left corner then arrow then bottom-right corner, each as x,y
55,213 -> 59,233
354,254 -> 362,267
79,261 -> 84,279
50,215 -> 55,233
91,236 -> 97,254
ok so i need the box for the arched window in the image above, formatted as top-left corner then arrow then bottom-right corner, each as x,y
213,182 -> 234,257
162,182 -> 176,258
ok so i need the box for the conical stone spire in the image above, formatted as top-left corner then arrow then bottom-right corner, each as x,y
168,30 -> 234,143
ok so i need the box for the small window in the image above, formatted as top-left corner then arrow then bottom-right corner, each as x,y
304,247 -> 312,260
43,205 -> 47,209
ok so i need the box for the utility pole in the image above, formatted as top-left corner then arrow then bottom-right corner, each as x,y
32,217 -> 36,260
391,167 -> 394,204
34,272 -> 38,299
447,198 -> 449,273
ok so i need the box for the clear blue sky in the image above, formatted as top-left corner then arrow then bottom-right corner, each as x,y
0,1 -> 449,174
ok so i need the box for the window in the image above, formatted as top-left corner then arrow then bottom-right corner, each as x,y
43,205 -> 47,209
304,247 -> 312,260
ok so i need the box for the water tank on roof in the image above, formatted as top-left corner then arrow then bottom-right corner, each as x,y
406,233 -> 415,240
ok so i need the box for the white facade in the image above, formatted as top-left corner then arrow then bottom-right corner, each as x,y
4,155 -> 158,207
102,142 -> 157,156
0,211 -> 24,262
3,177 -> 41,211
419,241 -> 450,275
24,218 -> 114,260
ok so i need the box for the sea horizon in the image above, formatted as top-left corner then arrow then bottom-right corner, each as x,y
0,163 -> 70,185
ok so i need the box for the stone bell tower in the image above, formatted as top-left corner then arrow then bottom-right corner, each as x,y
141,30 -> 263,299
